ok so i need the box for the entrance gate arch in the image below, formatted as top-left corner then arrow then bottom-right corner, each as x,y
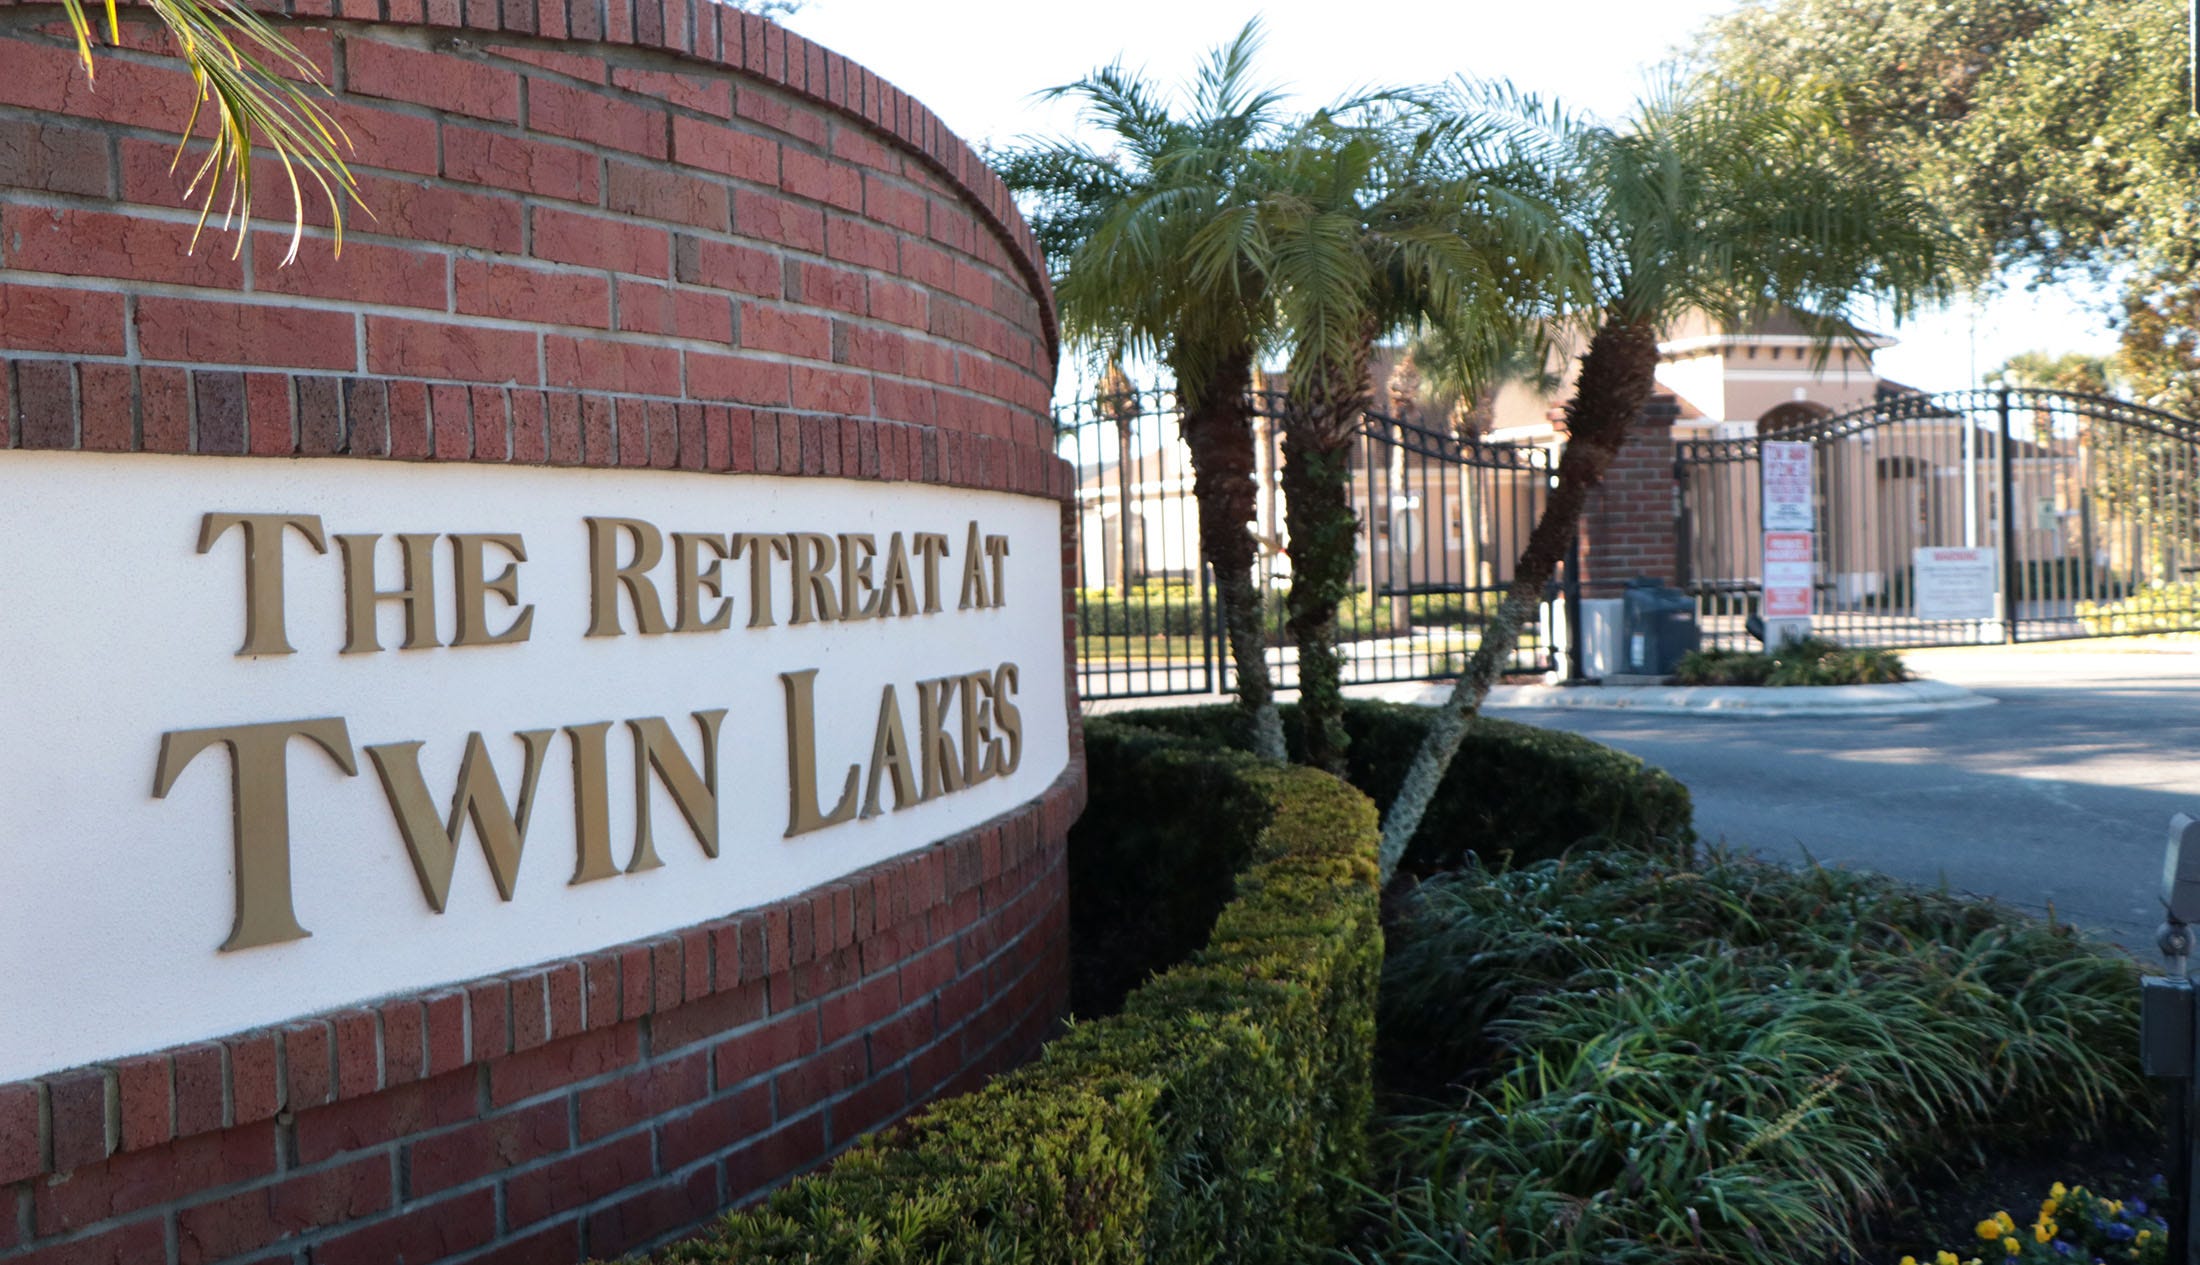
1677,387 -> 2200,648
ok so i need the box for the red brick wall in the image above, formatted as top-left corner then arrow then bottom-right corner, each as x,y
0,2 -> 1081,1260
1577,394 -> 1681,596
0,778 -> 1079,1264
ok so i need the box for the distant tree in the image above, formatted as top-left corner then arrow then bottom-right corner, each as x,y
997,22 -> 1294,759
1377,78 -> 1959,876
1987,350 -> 2116,394
1700,0 -> 2200,416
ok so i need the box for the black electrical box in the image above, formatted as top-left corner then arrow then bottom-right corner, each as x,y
1621,577 -> 1701,675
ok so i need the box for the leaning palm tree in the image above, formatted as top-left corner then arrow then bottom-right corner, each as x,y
1376,76 -> 1961,876
58,0 -> 357,258
1241,97 -> 1579,774
998,22 -> 1293,759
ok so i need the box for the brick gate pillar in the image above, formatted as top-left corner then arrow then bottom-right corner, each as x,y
1574,393 -> 1681,597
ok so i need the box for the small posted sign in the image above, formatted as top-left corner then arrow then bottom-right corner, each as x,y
1913,546 -> 1999,621
1762,442 -> 1815,532
1763,531 -> 1815,619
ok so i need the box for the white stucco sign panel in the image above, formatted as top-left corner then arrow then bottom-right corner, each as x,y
0,452 -> 1069,1083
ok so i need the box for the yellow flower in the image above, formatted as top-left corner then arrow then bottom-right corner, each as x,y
1937,1253 -> 1960,1265
2140,1230 -> 2153,1245
2002,1236 -> 2019,1256
2040,1198 -> 2059,1218
1901,1257 -> 1918,1265
2033,1220 -> 2055,1244
1996,1212 -> 2017,1234
1976,1219 -> 2004,1242
2049,1182 -> 2067,1199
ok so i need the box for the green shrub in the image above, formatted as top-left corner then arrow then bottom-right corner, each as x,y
1122,700 -> 1694,875
1359,850 -> 2147,1265
1673,636 -> 1913,686
654,732 -> 1383,1265
1076,580 -> 1206,638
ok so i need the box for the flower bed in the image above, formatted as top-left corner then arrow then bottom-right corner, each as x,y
1673,637 -> 1914,686
1354,849 -> 2147,1265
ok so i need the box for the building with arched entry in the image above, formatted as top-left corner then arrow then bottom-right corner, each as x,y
1486,309 -> 1899,441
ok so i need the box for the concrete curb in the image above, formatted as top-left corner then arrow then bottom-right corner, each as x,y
1483,678 -> 1993,716
1342,678 -> 1995,717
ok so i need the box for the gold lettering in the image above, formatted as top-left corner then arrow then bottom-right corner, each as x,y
993,663 -> 1023,775
565,721 -> 619,885
984,535 -> 1011,609
838,533 -> 880,621
198,512 -> 326,657
366,730 -> 552,912
877,532 -> 919,618
732,532 -> 790,628
862,684 -> 918,818
786,532 -> 842,625
781,669 -> 860,837
959,671 -> 997,787
916,676 -> 963,801
585,517 -> 670,637
152,717 -> 357,951
451,533 -> 534,648
672,532 -> 735,633
337,533 -> 440,653
912,532 -> 950,614
626,710 -> 727,869
957,520 -> 990,610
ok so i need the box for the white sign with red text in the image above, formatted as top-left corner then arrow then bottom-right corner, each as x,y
1763,531 -> 1815,620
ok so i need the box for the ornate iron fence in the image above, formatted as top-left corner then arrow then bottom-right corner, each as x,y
1058,388 -> 1562,700
1677,387 -> 2200,649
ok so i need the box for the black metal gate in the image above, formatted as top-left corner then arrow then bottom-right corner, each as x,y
1677,387 -> 2200,649
1058,389 -> 1560,700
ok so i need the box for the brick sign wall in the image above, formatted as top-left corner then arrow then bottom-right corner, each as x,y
0,1 -> 1079,1260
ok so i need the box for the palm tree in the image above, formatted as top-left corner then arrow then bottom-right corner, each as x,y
1376,77 -> 1960,876
59,0 -> 356,259
998,22 -> 1292,759
1243,98 -> 1577,774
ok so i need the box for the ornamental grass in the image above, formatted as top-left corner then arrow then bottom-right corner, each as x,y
1356,850 -> 2145,1265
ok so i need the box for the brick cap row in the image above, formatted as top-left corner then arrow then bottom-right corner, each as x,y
0,361 -> 1079,501
0,0 -> 1059,361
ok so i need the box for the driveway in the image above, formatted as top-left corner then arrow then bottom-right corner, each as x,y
1506,643 -> 2200,953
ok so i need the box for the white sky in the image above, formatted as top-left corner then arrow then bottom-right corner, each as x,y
783,0 -> 2122,400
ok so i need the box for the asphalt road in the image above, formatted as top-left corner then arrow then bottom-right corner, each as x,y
1507,644 -> 2200,953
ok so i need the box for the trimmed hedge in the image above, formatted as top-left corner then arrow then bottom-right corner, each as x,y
1125,699 -> 1695,875
653,726 -> 1383,1264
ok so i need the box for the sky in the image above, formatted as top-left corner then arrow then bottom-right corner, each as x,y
782,0 -> 2123,401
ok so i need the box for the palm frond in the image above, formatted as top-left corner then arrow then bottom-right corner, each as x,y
58,0 -> 358,260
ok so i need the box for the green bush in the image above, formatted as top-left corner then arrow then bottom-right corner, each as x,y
1358,850 -> 2146,1265
654,730 -> 1383,1265
1673,636 -> 1913,686
1122,700 -> 1694,875
1076,580 -> 1205,638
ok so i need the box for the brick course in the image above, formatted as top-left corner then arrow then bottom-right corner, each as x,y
0,2 -> 1083,1259
1576,394 -> 1682,595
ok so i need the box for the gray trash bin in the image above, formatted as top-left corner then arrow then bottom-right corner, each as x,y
1621,577 -> 1700,675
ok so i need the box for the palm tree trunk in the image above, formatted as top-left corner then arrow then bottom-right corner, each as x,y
1180,347 -> 1285,759
1282,335 -> 1375,776
1376,318 -> 1663,877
